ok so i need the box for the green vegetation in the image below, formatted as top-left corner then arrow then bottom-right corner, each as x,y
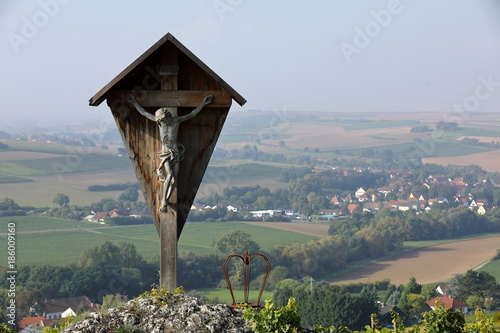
205,163 -> 286,181
344,120 -> 419,131
459,128 -> 500,138
347,139 -> 489,158
0,154 -> 131,177
5,140 -> 90,154
0,219 -> 315,266
200,288 -> 274,305
243,298 -> 301,333
0,175 -> 33,184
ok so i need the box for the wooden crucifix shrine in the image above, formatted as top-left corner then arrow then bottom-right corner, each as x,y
89,33 -> 246,292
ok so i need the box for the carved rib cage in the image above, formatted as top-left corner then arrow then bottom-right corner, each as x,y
222,251 -> 271,308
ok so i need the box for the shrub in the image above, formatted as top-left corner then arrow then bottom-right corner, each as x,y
243,298 -> 301,333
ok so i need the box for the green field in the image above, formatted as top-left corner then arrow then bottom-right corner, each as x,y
0,217 -> 316,267
201,288 -> 274,305
219,131 -> 292,144
344,120 -> 419,131
0,154 -> 131,177
0,175 -> 33,183
345,139 -> 490,157
3,141 -> 75,154
204,163 -> 287,182
458,128 -> 500,138
478,259 -> 500,281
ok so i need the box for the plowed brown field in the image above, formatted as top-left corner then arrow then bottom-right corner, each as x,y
330,237 -> 500,285
243,222 -> 500,285
423,151 -> 500,173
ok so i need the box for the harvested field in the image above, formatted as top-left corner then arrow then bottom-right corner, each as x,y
0,151 -> 65,161
423,150 -> 500,173
243,222 -> 329,238
2,169 -> 140,207
330,237 -> 500,285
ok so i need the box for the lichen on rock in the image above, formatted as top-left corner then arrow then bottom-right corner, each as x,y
62,293 -> 252,333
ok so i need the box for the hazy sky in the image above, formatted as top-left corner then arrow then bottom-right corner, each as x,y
2,0 -> 500,123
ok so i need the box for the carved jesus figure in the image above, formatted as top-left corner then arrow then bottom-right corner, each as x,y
126,94 -> 213,212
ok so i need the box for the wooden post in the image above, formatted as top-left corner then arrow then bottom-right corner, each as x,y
160,45 -> 178,292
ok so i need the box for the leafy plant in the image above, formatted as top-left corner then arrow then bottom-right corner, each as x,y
421,301 -> 465,333
463,308 -> 497,333
0,324 -> 16,333
243,298 -> 301,333
41,315 -> 75,333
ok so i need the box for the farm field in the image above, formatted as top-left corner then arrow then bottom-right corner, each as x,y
0,218 -> 316,266
243,221 -> 330,238
0,168 -> 138,207
478,256 -> 500,278
329,236 -> 500,286
242,222 -> 500,285
3,112 -> 500,206
200,288 -> 274,305
423,150 -> 500,173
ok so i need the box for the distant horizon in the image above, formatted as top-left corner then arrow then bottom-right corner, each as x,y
1,109 -> 498,133
1,1 -> 500,123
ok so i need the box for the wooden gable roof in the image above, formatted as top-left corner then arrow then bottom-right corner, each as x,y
89,33 -> 246,107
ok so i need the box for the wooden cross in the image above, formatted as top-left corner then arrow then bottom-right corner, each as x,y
89,33 -> 245,292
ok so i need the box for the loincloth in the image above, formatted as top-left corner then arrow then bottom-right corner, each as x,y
157,144 -> 185,165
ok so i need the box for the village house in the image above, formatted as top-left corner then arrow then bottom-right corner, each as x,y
84,211 -> 108,223
435,283 -> 451,296
330,195 -> 342,206
355,187 -> 366,199
362,202 -> 379,213
284,209 -> 300,218
470,199 -> 488,207
249,209 -> 283,218
425,296 -> 469,314
41,296 -> 100,319
19,296 -> 100,332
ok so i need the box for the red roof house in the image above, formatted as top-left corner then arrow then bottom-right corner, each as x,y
426,296 -> 469,313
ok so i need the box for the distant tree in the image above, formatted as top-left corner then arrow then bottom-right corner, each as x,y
278,140 -> 286,148
0,198 -> 20,211
78,241 -> 144,269
52,193 -> 70,207
0,131 -> 10,139
20,265 -> 73,298
449,270 -> 500,302
103,199 -> 119,212
211,229 -> 260,256
410,125 -> 431,133
118,187 -> 139,202
117,147 -> 127,155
